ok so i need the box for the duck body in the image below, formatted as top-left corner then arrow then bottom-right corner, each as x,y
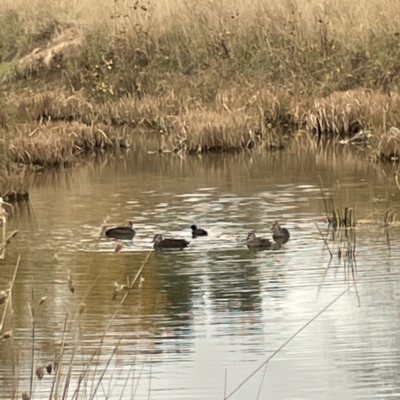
152,234 -> 190,250
105,222 -> 135,240
191,224 -> 208,238
271,222 -> 290,244
246,233 -> 272,249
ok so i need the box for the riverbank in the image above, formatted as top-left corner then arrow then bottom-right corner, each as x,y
1,0 -> 400,166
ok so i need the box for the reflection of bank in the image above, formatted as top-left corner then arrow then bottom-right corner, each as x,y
154,250 -> 193,318
205,249 -> 286,314
151,250 -> 196,356
150,247 -> 286,356
185,248 -> 287,348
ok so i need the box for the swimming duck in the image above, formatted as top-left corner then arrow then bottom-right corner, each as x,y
246,233 -> 272,249
152,234 -> 190,249
191,224 -> 208,237
271,222 -> 290,244
105,221 -> 135,240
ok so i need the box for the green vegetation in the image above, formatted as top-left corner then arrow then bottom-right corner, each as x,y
1,0 -> 400,164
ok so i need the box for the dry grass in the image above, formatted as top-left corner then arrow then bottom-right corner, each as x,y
2,0 -> 400,163
5,85 -> 400,163
15,28 -> 82,74
374,127 -> 400,161
3,85 -> 290,163
296,89 -> 400,138
8,121 -> 128,166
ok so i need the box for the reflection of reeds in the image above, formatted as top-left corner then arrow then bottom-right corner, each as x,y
0,165 -> 32,202
318,178 -> 359,283
329,207 -> 356,229
1,249 -> 153,399
320,182 -> 356,228
315,222 -> 332,259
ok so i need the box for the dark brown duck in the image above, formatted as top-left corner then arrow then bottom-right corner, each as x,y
105,221 -> 136,240
152,234 -> 190,249
271,222 -> 290,244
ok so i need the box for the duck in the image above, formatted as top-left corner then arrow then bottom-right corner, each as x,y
271,222 -> 290,244
191,224 -> 208,238
152,234 -> 190,249
105,221 -> 136,240
246,233 -> 272,249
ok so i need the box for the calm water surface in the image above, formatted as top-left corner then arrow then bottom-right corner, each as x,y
1,145 -> 400,399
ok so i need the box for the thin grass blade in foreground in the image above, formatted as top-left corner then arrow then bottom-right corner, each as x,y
49,314 -> 69,399
89,337 -> 122,400
315,222 -> 332,258
69,249 -> 153,399
0,255 -> 21,332
28,289 -> 35,398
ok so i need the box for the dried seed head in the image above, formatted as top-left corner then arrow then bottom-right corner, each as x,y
0,290 -> 8,305
112,282 -> 126,300
2,330 -> 12,340
22,392 -> 31,400
78,303 -> 86,315
99,225 -> 108,238
39,296 -> 47,305
138,276 -> 145,289
112,283 -> 120,300
46,363 -> 52,374
68,274 -> 75,294
36,366 -> 44,380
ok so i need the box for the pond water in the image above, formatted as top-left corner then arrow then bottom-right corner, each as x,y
1,143 -> 400,399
